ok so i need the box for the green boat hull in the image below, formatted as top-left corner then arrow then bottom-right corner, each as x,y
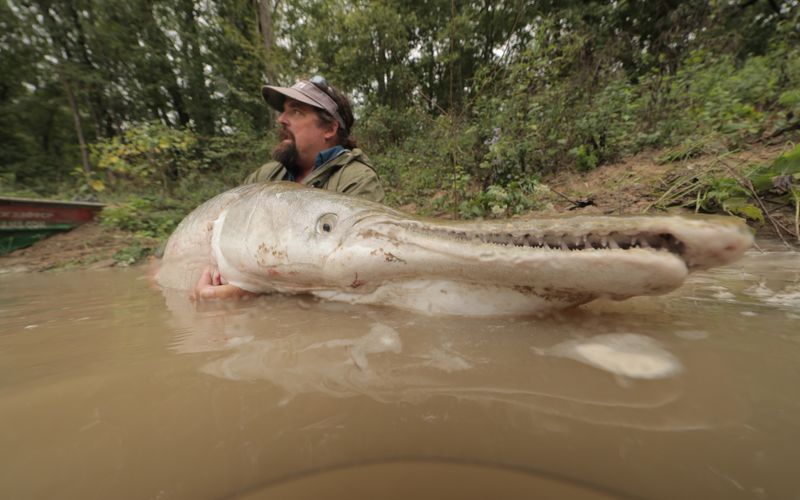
1,196 -> 104,255
1,225 -> 76,255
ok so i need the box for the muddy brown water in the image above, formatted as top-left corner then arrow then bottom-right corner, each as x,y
1,243 -> 799,500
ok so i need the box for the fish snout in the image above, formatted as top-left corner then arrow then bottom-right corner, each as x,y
681,219 -> 754,269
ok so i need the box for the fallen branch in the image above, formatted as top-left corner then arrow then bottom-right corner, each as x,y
719,158 -> 795,247
793,189 -> 800,243
768,119 -> 800,139
549,187 -> 595,210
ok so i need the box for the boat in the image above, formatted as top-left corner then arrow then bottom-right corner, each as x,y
0,196 -> 105,254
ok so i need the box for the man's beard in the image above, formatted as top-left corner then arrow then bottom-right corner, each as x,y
272,130 -> 300,176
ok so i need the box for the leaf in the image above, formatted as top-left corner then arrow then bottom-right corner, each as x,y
722,197 -> 763,222
90,179 -> 106,192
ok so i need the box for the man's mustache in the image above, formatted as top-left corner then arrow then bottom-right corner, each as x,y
279,128 -> 294,141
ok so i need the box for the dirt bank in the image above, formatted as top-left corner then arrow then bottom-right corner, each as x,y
0,222 -> 158,273
541,142 -> 792,215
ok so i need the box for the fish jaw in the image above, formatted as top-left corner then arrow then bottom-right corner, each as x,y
317,218 -> 692,303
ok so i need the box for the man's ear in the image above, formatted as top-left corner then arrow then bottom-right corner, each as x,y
323,120 -> 339,142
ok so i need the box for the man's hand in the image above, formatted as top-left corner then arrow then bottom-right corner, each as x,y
192,267 -> 258,301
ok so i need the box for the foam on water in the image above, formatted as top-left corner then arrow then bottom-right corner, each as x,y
764,285 -> 800,308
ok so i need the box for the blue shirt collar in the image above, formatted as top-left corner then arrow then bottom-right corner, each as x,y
314,146 -> 347,168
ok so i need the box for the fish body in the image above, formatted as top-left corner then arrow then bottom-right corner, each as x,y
156,182 -> 753,316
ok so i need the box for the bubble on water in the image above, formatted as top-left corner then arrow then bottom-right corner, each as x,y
712,290 -> 736,300
478,251 -> 496,262
743,283 -> 774,298
674,330 -> 710,340
347,323 -> 402,370
420,348 -> 473,372
542,333 -> 682,380
360,323 -> 402,354
225,335 -> 254,347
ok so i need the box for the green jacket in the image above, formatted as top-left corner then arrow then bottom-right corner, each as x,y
243,148 -> 385,203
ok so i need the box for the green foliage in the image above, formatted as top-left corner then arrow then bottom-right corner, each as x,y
0,172 -> 40,198
457,177 -> 543,219
569,145 -> 599,172
658,138 -> 723,164
778,90 -> 800,109
751,145 -> 800,192
370,113 -> 478,212
692,144 -> 800,223
100,196 -> 183,239
696,176 -> 764,223
89,122 -> 199,193
112,242 -> 153,267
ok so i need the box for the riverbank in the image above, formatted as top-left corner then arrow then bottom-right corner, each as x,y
1,141 -> 797,274
541,141 -> 794,215
0,222 -> 159,273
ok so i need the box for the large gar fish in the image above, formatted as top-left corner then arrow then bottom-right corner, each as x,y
155,182 -> 753,316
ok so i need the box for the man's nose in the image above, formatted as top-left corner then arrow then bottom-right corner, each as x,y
277,111 -> 289,126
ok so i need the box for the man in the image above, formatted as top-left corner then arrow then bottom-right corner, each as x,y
245,76 -> 384,202
194,76 -> 384,300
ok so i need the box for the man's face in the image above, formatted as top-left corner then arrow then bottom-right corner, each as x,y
273,99 -> 334,171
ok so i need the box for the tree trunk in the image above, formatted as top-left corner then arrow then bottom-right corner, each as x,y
178,0 -> 215,135
255,0 -> 278,82
141,0 -> 190,127
65,0 -> 109,139
62,75 -> 92,174
449,0 -> 458,110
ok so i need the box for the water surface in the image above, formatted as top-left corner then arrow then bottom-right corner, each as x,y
1,243 -> 799,499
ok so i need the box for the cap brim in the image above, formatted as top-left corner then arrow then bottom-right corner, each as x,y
261,85 -> 325,112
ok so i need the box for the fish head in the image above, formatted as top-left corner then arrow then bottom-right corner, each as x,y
211,183 -> 407,292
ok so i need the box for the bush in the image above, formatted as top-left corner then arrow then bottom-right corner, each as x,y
100,196 -> 184,239
89,122 -> 200,194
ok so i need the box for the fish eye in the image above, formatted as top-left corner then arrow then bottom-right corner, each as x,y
316,213 -> 338,234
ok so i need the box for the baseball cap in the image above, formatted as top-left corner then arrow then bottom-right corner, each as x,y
261,77 -> 347,130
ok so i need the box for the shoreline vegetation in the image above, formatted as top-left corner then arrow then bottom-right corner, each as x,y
2,141 -> 797,273
2,1 -> 799,270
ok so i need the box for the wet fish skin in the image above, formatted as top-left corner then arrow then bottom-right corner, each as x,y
156,182 -> 753,316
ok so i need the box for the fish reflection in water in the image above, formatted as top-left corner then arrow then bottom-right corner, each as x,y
536,333 -> 682,380
160,281 -> 748,434
155,246 -> 800,441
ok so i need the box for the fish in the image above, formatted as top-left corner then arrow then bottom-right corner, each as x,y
155,182 -> 753,316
